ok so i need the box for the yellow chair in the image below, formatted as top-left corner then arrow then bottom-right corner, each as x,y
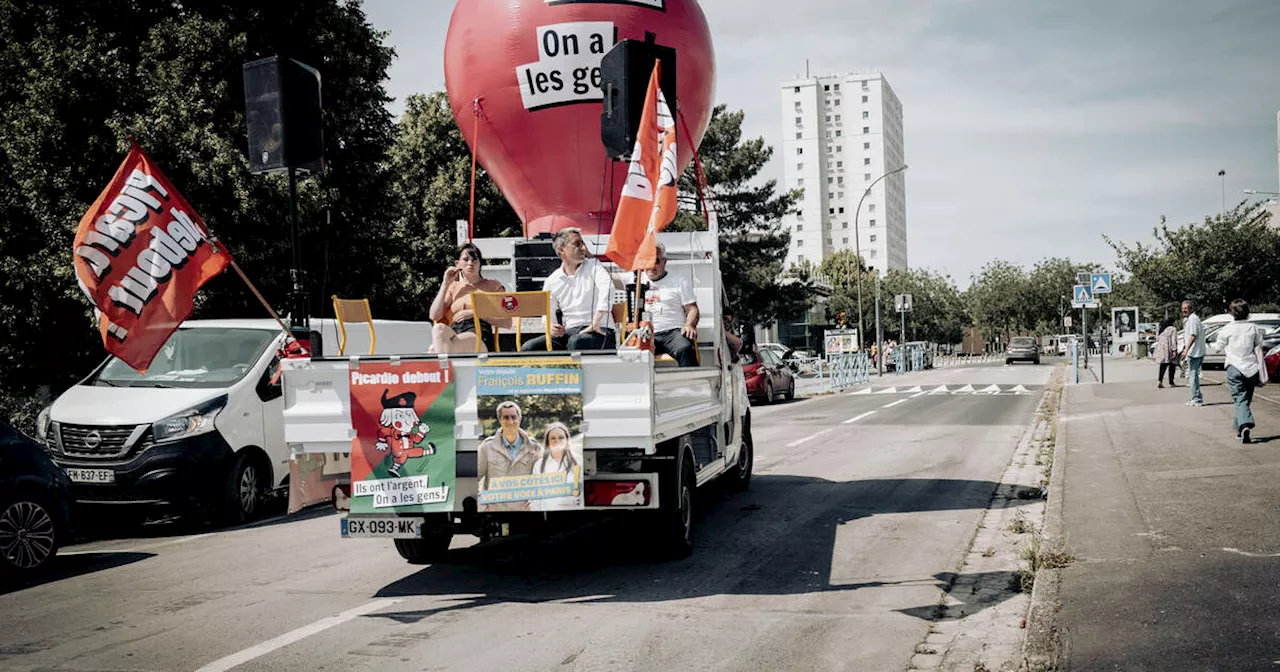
332,296 -> 375,355
470,291 -> 553,352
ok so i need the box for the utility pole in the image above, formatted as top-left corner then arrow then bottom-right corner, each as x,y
875,275 -> 884,376
1099,305 -> 1106,383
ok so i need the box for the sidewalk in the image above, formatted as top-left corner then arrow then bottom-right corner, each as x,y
1051,357 -> 1280,670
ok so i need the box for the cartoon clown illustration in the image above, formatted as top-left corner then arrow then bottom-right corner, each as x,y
375,389 -> 436,477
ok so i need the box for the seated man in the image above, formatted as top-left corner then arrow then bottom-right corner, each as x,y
640,242 -> 699,367
521,227 -> 616,352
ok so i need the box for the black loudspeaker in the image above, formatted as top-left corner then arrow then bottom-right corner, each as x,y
513,238 -> 560,292
600,34 -> 677,160
243,56 -> 324,174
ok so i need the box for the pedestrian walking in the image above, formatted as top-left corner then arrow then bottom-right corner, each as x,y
1218,299 -> 1266,443
1180,300 -> 1205,406
1153,318 -> 1179,388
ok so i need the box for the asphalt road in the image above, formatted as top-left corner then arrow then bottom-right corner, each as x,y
0,360 -> 1055,672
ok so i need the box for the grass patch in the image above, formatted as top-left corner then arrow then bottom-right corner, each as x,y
1006,510 -> 1035,535
1015,532 -> 1074,594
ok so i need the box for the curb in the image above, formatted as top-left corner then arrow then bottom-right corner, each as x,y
1022,374 -> 1069,671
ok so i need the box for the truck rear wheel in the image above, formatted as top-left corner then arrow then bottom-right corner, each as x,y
394,530 -> 453,565
654,453 -> 695,560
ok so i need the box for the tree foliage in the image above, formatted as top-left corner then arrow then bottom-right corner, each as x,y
0,0 -> 402,428
1107,202 -> 1280,316
669,105 -> 809,327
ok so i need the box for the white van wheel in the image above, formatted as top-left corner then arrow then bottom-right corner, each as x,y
220,452 -> 263,526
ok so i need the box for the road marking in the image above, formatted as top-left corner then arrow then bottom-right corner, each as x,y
910,391 -> 927,398
881,399 -> 907,409
1222,547 -> 1280,558
193,599 -> 401,672
874,387 -> 898,394
842,411 -> 876,425
785,428 -> 836,448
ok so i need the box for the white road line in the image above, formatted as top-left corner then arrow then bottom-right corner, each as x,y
842,411 -> 876,425
881,399 -> 907,409
785,428 -> 836,448
194,599 -> 401,672
910,391 -> 927,398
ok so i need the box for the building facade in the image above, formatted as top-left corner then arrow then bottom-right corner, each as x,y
780,72 -> 907,273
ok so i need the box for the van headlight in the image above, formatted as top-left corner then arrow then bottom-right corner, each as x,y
36,406 -> 52,444
152,395 -> 228,443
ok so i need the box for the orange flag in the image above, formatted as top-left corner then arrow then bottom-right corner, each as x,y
604,61 -> 678,271
72,143 -> 230,372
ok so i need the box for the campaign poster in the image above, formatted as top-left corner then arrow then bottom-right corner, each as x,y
475,358 -> 584,512
287,452 -> 350,514
348,361 -> 455,514
1112,307 -> 1139,338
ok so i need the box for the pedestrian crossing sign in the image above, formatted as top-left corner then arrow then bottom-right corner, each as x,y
1091,272 -> 1112,294
1073,284 -> 1092,304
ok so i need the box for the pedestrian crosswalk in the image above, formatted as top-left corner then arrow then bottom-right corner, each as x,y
847,384 -> 1040,396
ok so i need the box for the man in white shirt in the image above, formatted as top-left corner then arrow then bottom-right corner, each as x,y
521,228 -> 616,352
640,242 -> 700,367
1180,300 -> 1205,406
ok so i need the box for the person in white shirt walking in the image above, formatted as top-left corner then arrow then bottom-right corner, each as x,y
1180,300 -> 1206,406
521,228 -> 616,352
640,242 -> 700,367
1218,299 -> 1265,444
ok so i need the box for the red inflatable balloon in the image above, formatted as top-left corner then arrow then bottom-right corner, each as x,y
445,0 -> 715,237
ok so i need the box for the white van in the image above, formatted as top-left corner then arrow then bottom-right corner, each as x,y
38,318 -> 431,524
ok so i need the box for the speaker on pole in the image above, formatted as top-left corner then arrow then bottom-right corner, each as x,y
243,56 -> 325,174
600,33 -> 677,160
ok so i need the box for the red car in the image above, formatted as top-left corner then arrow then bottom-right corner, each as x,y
743,346 -> 795,404
1266,344 -> 1280,381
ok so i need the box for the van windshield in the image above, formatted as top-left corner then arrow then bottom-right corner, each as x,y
92,328 -> 277,388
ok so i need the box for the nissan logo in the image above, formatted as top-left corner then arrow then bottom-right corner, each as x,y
84,430 -> 102,449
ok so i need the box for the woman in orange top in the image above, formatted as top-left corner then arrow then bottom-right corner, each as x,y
428,243 -> 507,353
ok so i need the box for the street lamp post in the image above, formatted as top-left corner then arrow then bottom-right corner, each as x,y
1218,169 -> 1227,215
853,164 -> 909,350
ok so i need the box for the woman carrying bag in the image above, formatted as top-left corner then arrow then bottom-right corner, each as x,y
1153,318 -> 1179,388
1217,299 -> 1268,444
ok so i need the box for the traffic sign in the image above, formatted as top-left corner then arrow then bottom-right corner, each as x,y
1076,272 -> 1091,286
1072,284 -> 1093,305
1091,273 -> 1112,294
895,294 -> 913,313
1064,315 -> 1073,328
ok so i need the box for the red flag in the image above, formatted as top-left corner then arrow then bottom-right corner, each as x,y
72,144 -> 230,372
604,61 -> 678,271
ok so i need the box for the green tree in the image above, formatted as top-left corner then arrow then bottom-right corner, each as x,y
963,260 -> 1030,339
880,268 -> 967,344
383,92 -> 521,318
669,105 -> 808,327
1106,202 -> 1280,315
0,0 -> 402,428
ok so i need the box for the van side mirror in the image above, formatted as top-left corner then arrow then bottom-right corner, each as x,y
256,356 -> 283,402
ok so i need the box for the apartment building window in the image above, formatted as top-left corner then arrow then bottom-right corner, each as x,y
870,249 -> 877,258
829,208 -> 835,214
797,147 -> 803,155
825,115 -> 831,122
794,101 -> 801,111
864,142 -> 871,149
825,99 -> 831,106
842,237 -> 849,244
797,212 -> 804,220
836,145 -> 842,152
868,204 -> 876,212
824,84 -> 830,91
842,222 -> 849,229
862,111 -> 869,119
863,126 -> 870,134
826,132 -> 832,140
835,130 -> 842,137
795,117 -> 801,125
837,176 -> 844,184
838,207 -> 845,214
864,158 -> 871,165
864,173 -> 872,180
797,240 -> 804,247
798,254 -> 806,261
797,162 -> 803,169
834,84 -> 840,91
837,191 -> 843,198
828,177 -> 834,184
861,82 -> 869,92
862,95 -> 869,103
835,115 -> 841,122
834,98 -> 841,106
794,86 -> 800,93
795,132 -> 802,139
828,192 -> 834,199
870,235 -> 877,242
796,224 -> 803,231
797,178 -> 804,186
836,161 -> 843,168
870,219 -> 877,227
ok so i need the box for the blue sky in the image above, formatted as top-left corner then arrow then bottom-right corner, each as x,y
362,0 -> 1280,286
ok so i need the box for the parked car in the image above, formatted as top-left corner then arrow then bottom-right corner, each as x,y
1005,337 -> 1041,365
743,347 -> 795,403
1203,315 -> 1280,369
1266,343 -> 1280,381
1,422 -> 74,578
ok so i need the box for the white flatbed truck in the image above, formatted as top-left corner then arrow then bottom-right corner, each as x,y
280,230 -> 753,561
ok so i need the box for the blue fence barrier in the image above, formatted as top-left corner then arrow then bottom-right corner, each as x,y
824,352 -> 871,391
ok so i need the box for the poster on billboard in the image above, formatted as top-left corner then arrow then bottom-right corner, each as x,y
824,328 -> 860,355
475,358 -> 584,512
348,361 -> 456,514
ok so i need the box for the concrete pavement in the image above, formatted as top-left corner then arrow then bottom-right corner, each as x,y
1047,356 -> 1280,671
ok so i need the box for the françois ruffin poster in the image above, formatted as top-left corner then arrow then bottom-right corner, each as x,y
348,361 -> 455,514
475,358 -> 584,512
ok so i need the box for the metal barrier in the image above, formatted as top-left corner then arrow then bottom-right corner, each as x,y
823,352 -> 871,391
892,344 -> 928,374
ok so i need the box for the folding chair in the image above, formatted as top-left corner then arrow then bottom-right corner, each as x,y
332,296 -> 376,356
470,291 -> 553,352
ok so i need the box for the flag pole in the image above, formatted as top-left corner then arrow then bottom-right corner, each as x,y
203,232 -> 299,347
